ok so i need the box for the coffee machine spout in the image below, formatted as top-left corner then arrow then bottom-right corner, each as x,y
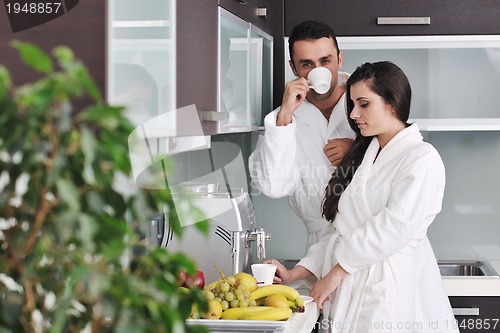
244,228 -> 272,261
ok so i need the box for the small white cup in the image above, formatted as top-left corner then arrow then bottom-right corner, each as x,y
307,67 -> 332,94
251,263 -> 277,286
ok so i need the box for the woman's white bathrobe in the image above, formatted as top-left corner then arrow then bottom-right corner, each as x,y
298,124 -> 458,333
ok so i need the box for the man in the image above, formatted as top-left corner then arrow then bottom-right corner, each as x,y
249,20 -> 356,250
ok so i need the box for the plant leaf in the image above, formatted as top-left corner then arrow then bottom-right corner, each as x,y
10,40 -> 53,74
55,178 -> 80,211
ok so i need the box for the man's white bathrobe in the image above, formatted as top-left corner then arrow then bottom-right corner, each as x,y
249,73 -> 356,249
298,124 -> 458,333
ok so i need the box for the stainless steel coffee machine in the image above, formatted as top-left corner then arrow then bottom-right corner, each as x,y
149,183 -> 271,283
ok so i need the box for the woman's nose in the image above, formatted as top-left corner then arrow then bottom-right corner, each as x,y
350,107 -> 360,119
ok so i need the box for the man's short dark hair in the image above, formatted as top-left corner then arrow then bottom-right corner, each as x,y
288,20 -> 340,64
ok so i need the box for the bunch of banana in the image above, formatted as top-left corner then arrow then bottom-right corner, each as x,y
249,285 -> 305,313
221,306 -> 293,321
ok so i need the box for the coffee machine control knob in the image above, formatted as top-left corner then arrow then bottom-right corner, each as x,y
244,228 -> 272,261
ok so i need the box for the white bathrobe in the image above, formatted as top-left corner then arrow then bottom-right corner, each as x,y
299,124 -> 459,333
249,73 -> 356,248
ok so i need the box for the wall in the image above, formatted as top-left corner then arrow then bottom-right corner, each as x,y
0,0 -> 106,95
211,132 -> 309,261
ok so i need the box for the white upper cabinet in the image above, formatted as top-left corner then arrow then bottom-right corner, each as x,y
339,36 -> 500,131
107,0 -> 176,127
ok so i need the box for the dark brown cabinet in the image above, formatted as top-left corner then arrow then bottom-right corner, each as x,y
285,0 -> 500,36
450,296 -> 500,333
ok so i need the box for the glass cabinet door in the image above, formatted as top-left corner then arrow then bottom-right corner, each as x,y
219,7 -> 250,133
285,35 -> 500,131
338,36 -> 500,131
107,0 -> 175,127
250,25 -> 273,128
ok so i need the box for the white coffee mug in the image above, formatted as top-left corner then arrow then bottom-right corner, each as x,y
251,263 -> 277,286
307,67 -> 332,94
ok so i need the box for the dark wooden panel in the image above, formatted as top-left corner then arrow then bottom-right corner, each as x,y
450,296 -> 500,333
285,0 -> 500,36
0,0 -> 106,96
177,0 -> 218,134
220,0 -> 281,36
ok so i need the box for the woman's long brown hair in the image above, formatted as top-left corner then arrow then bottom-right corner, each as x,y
322,61 -> 412,222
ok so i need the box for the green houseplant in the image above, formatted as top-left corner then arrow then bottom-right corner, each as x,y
0,41 -> 208,332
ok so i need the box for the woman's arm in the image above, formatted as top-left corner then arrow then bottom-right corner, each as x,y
264,259 -> 314,285
310,263 -> 349,310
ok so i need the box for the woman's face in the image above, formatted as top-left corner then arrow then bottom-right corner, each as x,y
349,81 -> 405,147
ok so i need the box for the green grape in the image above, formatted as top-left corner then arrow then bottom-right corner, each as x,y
244,290 -> 250,297
220,300 -> 229,311
237,285 -> 247,292
249,299 -> 257,307
227,276 -> 236,285
225,292 -> 235,302
237,293 -> 245,301
220,282 -> 230,293
230,299 -> 240,308
204,290 -> 215,300
214,297 -> 222,303
239,300 -> 249,308
218,292 -> 226,300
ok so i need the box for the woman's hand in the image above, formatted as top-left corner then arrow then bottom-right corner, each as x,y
264,259 -> 292,284
264,259 -> 314,285
310,264 -> 349,310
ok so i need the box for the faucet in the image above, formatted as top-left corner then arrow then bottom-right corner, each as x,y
244,228 -> 272,261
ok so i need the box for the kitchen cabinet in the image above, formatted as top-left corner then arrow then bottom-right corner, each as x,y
285,0 -> 500,36
108,0 -> 283,136
450,296 -> 500,333
284,35 -> 500,131
216,7 -> 273,133
220,0 -> 285,118
107,0 -> 219,136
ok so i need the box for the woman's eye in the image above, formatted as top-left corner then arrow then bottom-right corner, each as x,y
360,103 -> 368,108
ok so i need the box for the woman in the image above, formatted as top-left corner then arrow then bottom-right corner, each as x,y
269,61 -> 458,332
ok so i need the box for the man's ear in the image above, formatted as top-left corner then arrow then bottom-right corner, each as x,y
289,60 -> 298,77
338,51 -> 343,69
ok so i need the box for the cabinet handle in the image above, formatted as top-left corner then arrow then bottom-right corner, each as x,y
257,8 -> 267,18
377,17 -> 430,25
452,308 -> 480,316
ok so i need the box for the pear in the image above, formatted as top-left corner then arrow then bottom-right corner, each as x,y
234,272 -> 258,292
188,303 -> 200,319
201,299 -> 223,319
264,294 -> 289,308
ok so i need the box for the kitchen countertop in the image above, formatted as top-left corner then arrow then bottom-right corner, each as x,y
442,260 -> 500,296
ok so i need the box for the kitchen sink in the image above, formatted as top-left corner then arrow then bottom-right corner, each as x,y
437,260 -> 499,277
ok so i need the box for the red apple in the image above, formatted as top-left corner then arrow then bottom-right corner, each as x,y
177,271 -> 187,287
184,270 -> 205,289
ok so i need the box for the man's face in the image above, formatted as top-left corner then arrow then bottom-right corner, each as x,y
290,37 -> 343,97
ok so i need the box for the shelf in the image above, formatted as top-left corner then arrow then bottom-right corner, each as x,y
409,118 -> 500,131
